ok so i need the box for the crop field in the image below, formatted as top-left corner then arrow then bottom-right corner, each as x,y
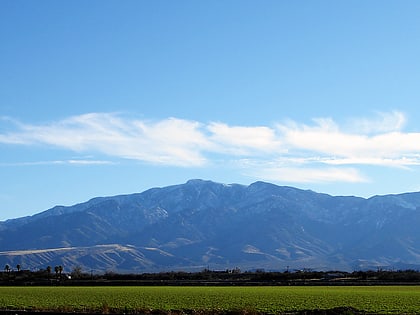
0,286 -> 420,314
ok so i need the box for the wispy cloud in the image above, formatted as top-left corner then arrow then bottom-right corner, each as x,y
277,111 -> 420,164
0,159 -> 115,167
1,114 -> 209,167
251,166 -> 367,184
1,111 -> 420,183
207,122 -> 282,155
346,110 -> 406,134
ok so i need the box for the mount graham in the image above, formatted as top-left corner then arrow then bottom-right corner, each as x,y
1,179 -> 420,272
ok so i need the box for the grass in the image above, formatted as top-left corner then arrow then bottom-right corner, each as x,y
0,286 -> 419,314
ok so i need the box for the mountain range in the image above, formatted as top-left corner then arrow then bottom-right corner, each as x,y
1,179 -> 420,273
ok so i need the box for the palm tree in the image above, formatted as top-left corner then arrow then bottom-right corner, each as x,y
16,264 -> 21,272
54,266 -> 59,279
46,266 -> 52,280
3,264 -> 11,280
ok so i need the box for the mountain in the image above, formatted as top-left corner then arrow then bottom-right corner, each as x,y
1,179 -> 420,273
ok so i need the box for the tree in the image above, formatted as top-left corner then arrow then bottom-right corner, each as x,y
54,265 -> 63,279
16,264 -> 21,272
71,266 -> 83,279
4,264 -> 10,273
46,265 -> 51,280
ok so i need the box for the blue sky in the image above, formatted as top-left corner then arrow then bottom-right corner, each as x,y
2,1 -> 420,220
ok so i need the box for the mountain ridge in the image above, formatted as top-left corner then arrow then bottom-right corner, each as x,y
1,179 -> 420,272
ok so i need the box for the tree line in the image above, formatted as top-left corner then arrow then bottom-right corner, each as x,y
2,265 -> 420,285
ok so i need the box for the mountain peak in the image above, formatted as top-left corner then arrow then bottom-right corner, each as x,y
185,179 -> 216,185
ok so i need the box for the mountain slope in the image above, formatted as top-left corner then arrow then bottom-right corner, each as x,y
1,179 -> 420,272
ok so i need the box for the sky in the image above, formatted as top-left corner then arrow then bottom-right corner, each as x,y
2,1 -> 420,220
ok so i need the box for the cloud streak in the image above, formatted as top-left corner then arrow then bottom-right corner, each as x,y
0,159 -> 115,167
1,111 -> 420,183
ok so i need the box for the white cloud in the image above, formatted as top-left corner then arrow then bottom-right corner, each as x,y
1,111 -> 420,184
256,166 -> 367,184
277,111 -> 420,162
237,159 -> 368,183
0,160 -> 115,167
347,110 -> 406,134
0,114 -> 210,167
207,122 -> 282,155
311,156 -> 420,168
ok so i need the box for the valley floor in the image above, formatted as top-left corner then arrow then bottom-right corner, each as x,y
0,286 -> 419,314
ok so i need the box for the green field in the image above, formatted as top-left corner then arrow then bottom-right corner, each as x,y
0,286 -> 420,314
